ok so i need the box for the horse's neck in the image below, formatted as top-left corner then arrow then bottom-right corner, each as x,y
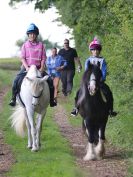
42,80 -> 49,91
91,89 -> 105,104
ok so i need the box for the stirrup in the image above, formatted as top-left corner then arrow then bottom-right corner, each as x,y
50,100 -> 57,107
9,99 -> 16,107
109,110 -> 117,117
71,108 -> 78,117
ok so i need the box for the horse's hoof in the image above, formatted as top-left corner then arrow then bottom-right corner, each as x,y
95,146 -> 105,158
31,146 -> 39,152
96,156 -> 103,160
31,147 -> 39,152
83,154 -> 96,161
27,145 -> 32,149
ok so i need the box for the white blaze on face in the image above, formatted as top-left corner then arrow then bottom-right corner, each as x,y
89,73 -> 96,96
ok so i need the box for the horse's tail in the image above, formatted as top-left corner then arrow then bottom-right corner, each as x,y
10,105 -> 26,137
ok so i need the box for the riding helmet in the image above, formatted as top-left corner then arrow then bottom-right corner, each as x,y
26,23 -> 39,35
89,37 -> 102,51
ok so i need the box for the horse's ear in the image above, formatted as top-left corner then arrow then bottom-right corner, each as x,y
88,63 -> 93,70
41,75 -> 49,82
97,61 -> 100,68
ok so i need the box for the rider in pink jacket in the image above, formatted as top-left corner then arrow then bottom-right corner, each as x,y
9,23 -> 57,107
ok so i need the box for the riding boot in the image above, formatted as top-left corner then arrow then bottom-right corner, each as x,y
9,75 -> 19,107
108,98 -> 117,117
9,92 -> 16,107
47,77 -> 57,107
100,83 -> 117,117
71,107 -> 79,116
71,89 -> 80,117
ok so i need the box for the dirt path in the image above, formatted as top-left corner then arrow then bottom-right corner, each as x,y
0,88 -> 15,177
53,96 -> 128,177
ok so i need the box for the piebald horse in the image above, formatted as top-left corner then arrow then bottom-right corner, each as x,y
77,64 -> 110,160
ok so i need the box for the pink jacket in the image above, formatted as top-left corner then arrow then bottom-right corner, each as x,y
21,40 -> 47,69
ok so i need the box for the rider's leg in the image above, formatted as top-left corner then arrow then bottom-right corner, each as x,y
71,89 -> 80,116
9,79 -> 18,106
100,83 -> 117,117
41,71 -> 57,107
47,77 -> 57,107
53,77 -> 60,104
9,69 -> 26,106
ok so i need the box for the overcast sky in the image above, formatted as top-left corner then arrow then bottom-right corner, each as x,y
0,0 -> 73,58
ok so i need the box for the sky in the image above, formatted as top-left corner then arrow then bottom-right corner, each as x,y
0,0 -> 73,58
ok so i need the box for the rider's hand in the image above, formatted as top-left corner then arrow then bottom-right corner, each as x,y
26,67 -> 29,72
56,66 -> 64,71
39,68 -> 44,73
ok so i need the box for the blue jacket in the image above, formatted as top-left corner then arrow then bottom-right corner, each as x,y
46,54 -> 67,78
85,56 -> 107,81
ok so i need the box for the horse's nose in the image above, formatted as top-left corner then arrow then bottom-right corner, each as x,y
32,103 -> 39,106
32,98 -> 39,106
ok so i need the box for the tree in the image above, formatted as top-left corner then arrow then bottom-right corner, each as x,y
10,0 -> 133,90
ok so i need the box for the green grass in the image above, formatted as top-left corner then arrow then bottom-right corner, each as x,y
0,67 -> 85,177
0,58 -> 21,70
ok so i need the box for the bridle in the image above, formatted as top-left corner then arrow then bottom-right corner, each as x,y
32,76 -> 43,99
88,74 -> 98,96
32,90 -> 43,99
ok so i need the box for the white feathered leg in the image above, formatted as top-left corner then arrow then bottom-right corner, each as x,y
83,142 -> 96,161
95,139 -> 105,160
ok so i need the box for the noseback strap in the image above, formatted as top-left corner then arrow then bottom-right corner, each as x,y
33,90 -> 43,98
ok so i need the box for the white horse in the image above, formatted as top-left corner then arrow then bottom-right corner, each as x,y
10,65 -> 50,151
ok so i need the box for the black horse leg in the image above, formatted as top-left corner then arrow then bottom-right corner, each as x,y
85,119 -> 95,144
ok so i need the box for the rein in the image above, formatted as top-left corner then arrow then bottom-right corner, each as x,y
89,78 -> 96,82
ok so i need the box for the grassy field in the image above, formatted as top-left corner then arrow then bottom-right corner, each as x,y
0,58 -> 133,176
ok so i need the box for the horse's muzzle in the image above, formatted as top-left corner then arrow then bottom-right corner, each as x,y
32,98 -> 39,106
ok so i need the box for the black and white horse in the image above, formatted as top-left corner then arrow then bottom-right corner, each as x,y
77,64 -> 110,160
10,65 -> 50,151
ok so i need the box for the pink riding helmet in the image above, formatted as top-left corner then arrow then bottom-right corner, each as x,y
89,37 -> 102,51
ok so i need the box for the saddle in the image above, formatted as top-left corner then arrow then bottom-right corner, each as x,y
16,72 -> 27,93
15,72 -> 27,107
